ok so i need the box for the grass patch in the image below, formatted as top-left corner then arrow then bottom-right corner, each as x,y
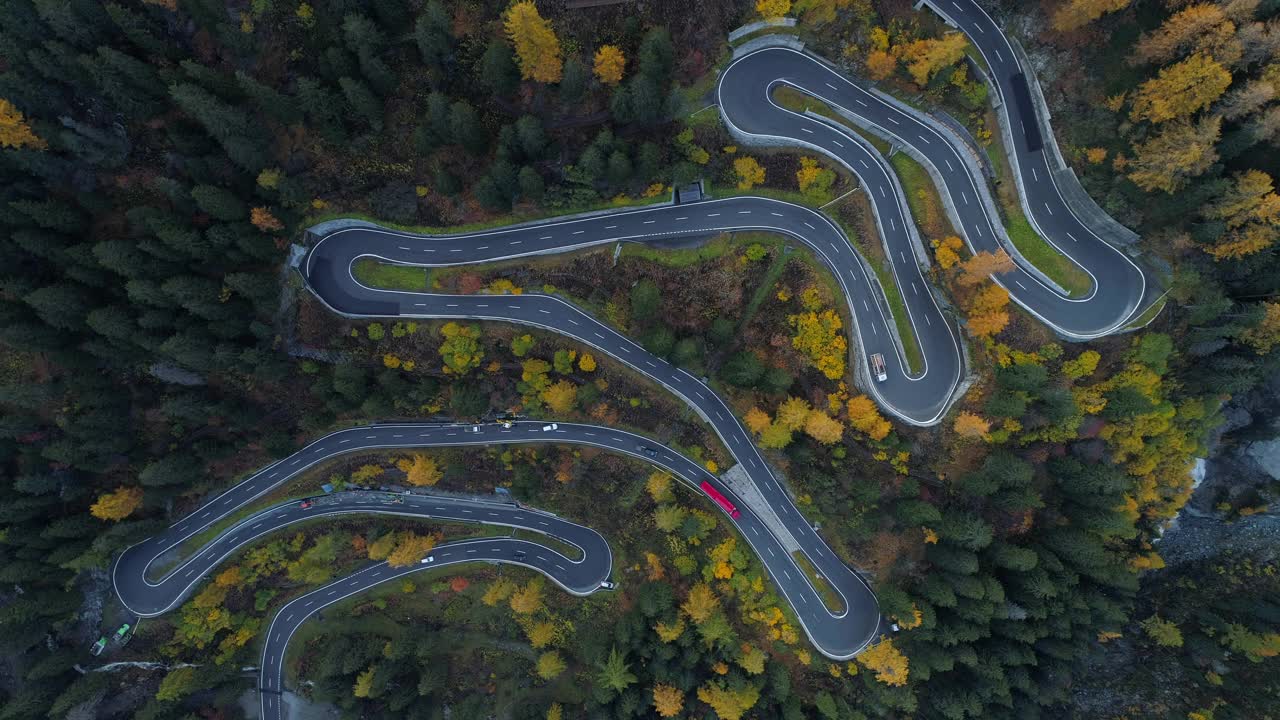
791,550 -> 844,613
735,241 -> 793,336
618,231 -> 740,267
983,129 -> 1093,297
1124,295 -> 1167,330
352,258 -> 431,291
772,86 -> 893,154
889,152 -> 957,238
512,528 -> 585,562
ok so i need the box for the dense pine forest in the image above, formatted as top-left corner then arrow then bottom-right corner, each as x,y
1,0 -> 1278,719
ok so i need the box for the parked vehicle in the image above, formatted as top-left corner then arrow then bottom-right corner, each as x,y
699,481 -> 742,519
89,637 -> 106,656
600,580 -> 616,590
870,352 -> 888,382
542,423 -> 558,431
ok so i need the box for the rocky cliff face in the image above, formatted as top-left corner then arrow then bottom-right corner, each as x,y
1158,373 -> 1280,567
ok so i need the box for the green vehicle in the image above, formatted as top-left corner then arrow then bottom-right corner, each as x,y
89,637 -> 106,656
112,623 -> 132,646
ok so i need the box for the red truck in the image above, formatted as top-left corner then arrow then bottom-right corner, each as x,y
700,481 -> 741,519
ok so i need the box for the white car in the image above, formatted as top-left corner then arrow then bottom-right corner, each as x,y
469,426 -> 480,433
420,555 -> 435,564
870,353 -> 888,382
600,580 -> 616,590
501,421 -> 513,429
542,423 -> 558,431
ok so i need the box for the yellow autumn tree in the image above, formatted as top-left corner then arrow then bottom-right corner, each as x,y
796,157 -> 835,200
546,703 -> 563,720
386,532 -> 438,567
759,420 -> 795,449
526,621 -> 557,648
953,411 -> 991,440
756,0 -> 791,19
682,583 -> 720,623
1127,115 -> 1221,193
646,471 -> 673,502
1241,302 -> 1280,354
541,379 -> 578,413
900,33 -> 968,87
1063,349 -> 1101,379
1130,3 -> 1235,67
696,681 -> 761,720
353,666 -> 376,697
1129,53 -> 1232,124
655,617 -> 686,642
958,249 -> 1014,285
1051,0 -> 1132,32
1205,170 -> 1279,259
401,454 -> 442,486
593,45 -> 625,85
967,284 -> 1011,338
847,395 -> 891,441
856,636 -> 909,686
90,486 -> 144,521
504,1 -> 563,83
535,651 -> 566,679
744,407 -> 773,435
0,99 -> 46,149
734,156 -> 766,190
578,353 -> 596,372
866,48 -> 897,80
510,578 -> 545,614
482,577 -> 518,606
933,235 -> 963,269
803,409 -> 845,444
789,309 -> 847,379
652,683 -> 685,717
776,396 -> 812,431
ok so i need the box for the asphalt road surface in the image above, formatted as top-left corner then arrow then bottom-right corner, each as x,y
109,422 -> 882,720
113,5 -> 1152,716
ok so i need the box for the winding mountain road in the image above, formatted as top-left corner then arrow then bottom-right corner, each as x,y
111,3 -> 1154,715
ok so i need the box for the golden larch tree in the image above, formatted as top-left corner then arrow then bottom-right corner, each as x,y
535,651 -> 566,679
733,156 -> 766,189
901,33 -> 968,87
1130,3 -> 1237,67
803,409 -> 845,444
402,453 -> 442,486
856,636 -> 909,686
696,681 -> 761,720
1051,0 -> 1132,33
953,411 -> 991,439
756,0 -> 791,19
578,353 -> 596,372
540,379 -> 578,413
652,683 -> 685,717
386,532 -> 438,567
682,583 -> 720,623
934,235 -> 964,269
510,578 -> 545,614
90,486 -> 144,521
0,98 -> 46,149
1129,53 -> 1232,124
776,396 -> 812,431
593,45 -> 625,85
866,49 -> 897,80
646,471 -> 673,502
1241,302 -> 1280,354
504,1 -> 563,83
1127,115 -> 1221,193
847,394 -> 891,441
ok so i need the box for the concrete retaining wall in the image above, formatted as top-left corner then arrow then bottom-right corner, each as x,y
728,17 -> 797,43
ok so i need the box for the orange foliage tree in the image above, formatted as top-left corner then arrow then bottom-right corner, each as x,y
953,411 -> 991,440
1051,0 -> 1132,32
856,636 -> 910,686
804,409 -> 845,444
847,394 -> 891,440
958,249 -> 1014,286
1128,53 -> 1232,124
0,98 -> 46,149
1126,115 -> 1221,193
967,284 -> 1011,338
652,683 -> 684,717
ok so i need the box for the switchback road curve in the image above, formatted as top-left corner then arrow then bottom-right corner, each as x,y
109,421 -> 883,720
